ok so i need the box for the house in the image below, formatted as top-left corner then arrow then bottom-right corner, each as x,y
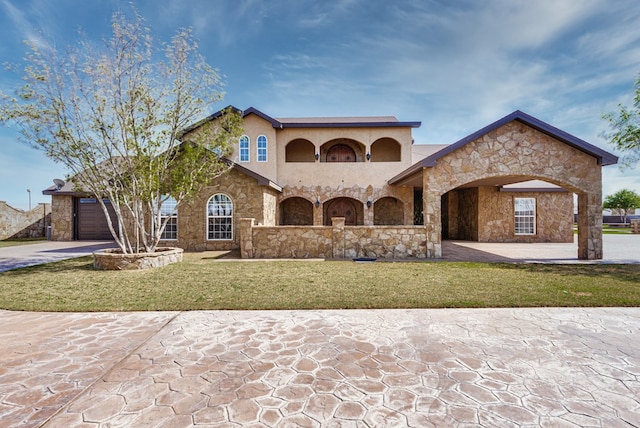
43,107 -> 617,260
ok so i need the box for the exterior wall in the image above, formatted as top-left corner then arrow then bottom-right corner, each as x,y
0,201 -> 51,240
423,121 -> 603,259
240,217 -> 427,259
167,168 -> 277,251
476,187 -> 574,243
50,195 -> 74,241
229,114 -> 279,180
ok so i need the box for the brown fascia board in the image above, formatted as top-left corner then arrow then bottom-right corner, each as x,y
389,110 -> 619,186
181,105 -> 421,134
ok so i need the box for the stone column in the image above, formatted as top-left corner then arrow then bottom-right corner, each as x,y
632,219 -> 640,234
423,170 -> 442,258
577,192 -> 603,260
313,202 -> 323,226
239,218 -> 255,259
332,217 -> 346,259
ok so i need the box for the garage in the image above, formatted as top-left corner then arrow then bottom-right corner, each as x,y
75,198 -> 117,240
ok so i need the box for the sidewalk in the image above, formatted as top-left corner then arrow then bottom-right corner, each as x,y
1,308 -> 639,427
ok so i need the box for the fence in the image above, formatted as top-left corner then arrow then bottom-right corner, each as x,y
239,217 -> 428,259
0,201 -> 51,240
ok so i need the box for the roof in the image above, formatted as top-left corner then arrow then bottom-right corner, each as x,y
389,110 -> 619,185
180,106 -> 421,134
42,157 -> 282,196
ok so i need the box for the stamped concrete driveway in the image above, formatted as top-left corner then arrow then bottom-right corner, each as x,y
1,308 -> 639,427
0,241 -> 115,272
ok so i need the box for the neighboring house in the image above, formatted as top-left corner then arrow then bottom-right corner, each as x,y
43,107 -> 617,260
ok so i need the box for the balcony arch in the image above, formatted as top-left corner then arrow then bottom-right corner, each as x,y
370,138 -> 401,162
285,139 -> 316,162
320,139 -> 365,162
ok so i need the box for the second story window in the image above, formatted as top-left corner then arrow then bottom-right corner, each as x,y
257,135 -> 267,162
239,135 -> 250,162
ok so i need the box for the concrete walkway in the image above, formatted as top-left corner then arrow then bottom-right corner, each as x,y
1,308 -> 639,427
0,241 -> 115,272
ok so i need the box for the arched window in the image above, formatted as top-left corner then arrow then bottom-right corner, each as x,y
157,196 -> 178,240
239,135 -> 250,162
207,194 -> 233,240
257,135 -> 267,162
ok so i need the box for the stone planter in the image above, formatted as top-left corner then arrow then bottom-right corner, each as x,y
93,247 -> 183,270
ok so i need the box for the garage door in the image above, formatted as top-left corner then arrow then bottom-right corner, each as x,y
76,198 -> 117,240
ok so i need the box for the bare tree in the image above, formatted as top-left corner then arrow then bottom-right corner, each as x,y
0,10 -> 242,254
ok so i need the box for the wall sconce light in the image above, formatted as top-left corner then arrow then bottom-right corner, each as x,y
366,200 -> 372,208
315,153 -> 320,161
366,153 -> 371,161
315,198 -> 321,208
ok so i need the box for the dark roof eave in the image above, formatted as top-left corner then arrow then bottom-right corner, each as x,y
279,121 -> 421,129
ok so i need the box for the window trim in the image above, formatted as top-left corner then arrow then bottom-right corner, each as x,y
257,135 -> 268,162
207,193 -> 233,241
239,135 -> 250,162
514,197 -> 536,235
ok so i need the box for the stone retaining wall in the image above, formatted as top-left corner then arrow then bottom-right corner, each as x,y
0,201 -> 51,240
240,217 -> 427,259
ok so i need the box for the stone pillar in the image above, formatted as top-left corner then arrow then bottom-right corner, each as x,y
577,192 -> 603,260
313,202 -> 323,226
332,217 -> 346,259
423,170 -> 442,258
239,218 -> 255,259
364,201 -> 374,225
51,195 -> 74,241
632,219 -> 640,234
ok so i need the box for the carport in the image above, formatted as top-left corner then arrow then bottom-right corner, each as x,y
390,111 -> 618,260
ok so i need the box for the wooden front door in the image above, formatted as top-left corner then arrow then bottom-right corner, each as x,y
326,144 -> 356,162
325,198 -> 357,225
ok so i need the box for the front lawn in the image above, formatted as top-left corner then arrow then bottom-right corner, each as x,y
1,253 -> 638,311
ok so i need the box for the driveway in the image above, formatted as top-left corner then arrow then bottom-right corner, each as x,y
0,308 -> 639,427
443,234 -> 640,264
0,241 -> 115,272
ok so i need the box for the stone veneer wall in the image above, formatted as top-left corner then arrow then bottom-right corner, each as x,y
240,217 -> 427,259
0,201 -> 51,240
476,187 -> 574,242
50,195 -> 74,241
166,168 -> 279,251
422,121 -> 604,259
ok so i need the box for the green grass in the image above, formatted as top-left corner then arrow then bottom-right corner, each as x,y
602,225 -> 632,234
1,253 -> 639,312
0,238 -> 47,248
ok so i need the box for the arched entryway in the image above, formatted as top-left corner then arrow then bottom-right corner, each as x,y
280,197 -> 314,225
324,197 -> 363,225
373,197 -> 404,225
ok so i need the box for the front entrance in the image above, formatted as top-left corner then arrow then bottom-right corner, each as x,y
325,198 -> 358,225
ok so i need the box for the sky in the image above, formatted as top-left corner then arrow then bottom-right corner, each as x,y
0,0 -> 639,210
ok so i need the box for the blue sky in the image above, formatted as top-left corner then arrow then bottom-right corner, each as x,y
1,0 -> 639,210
